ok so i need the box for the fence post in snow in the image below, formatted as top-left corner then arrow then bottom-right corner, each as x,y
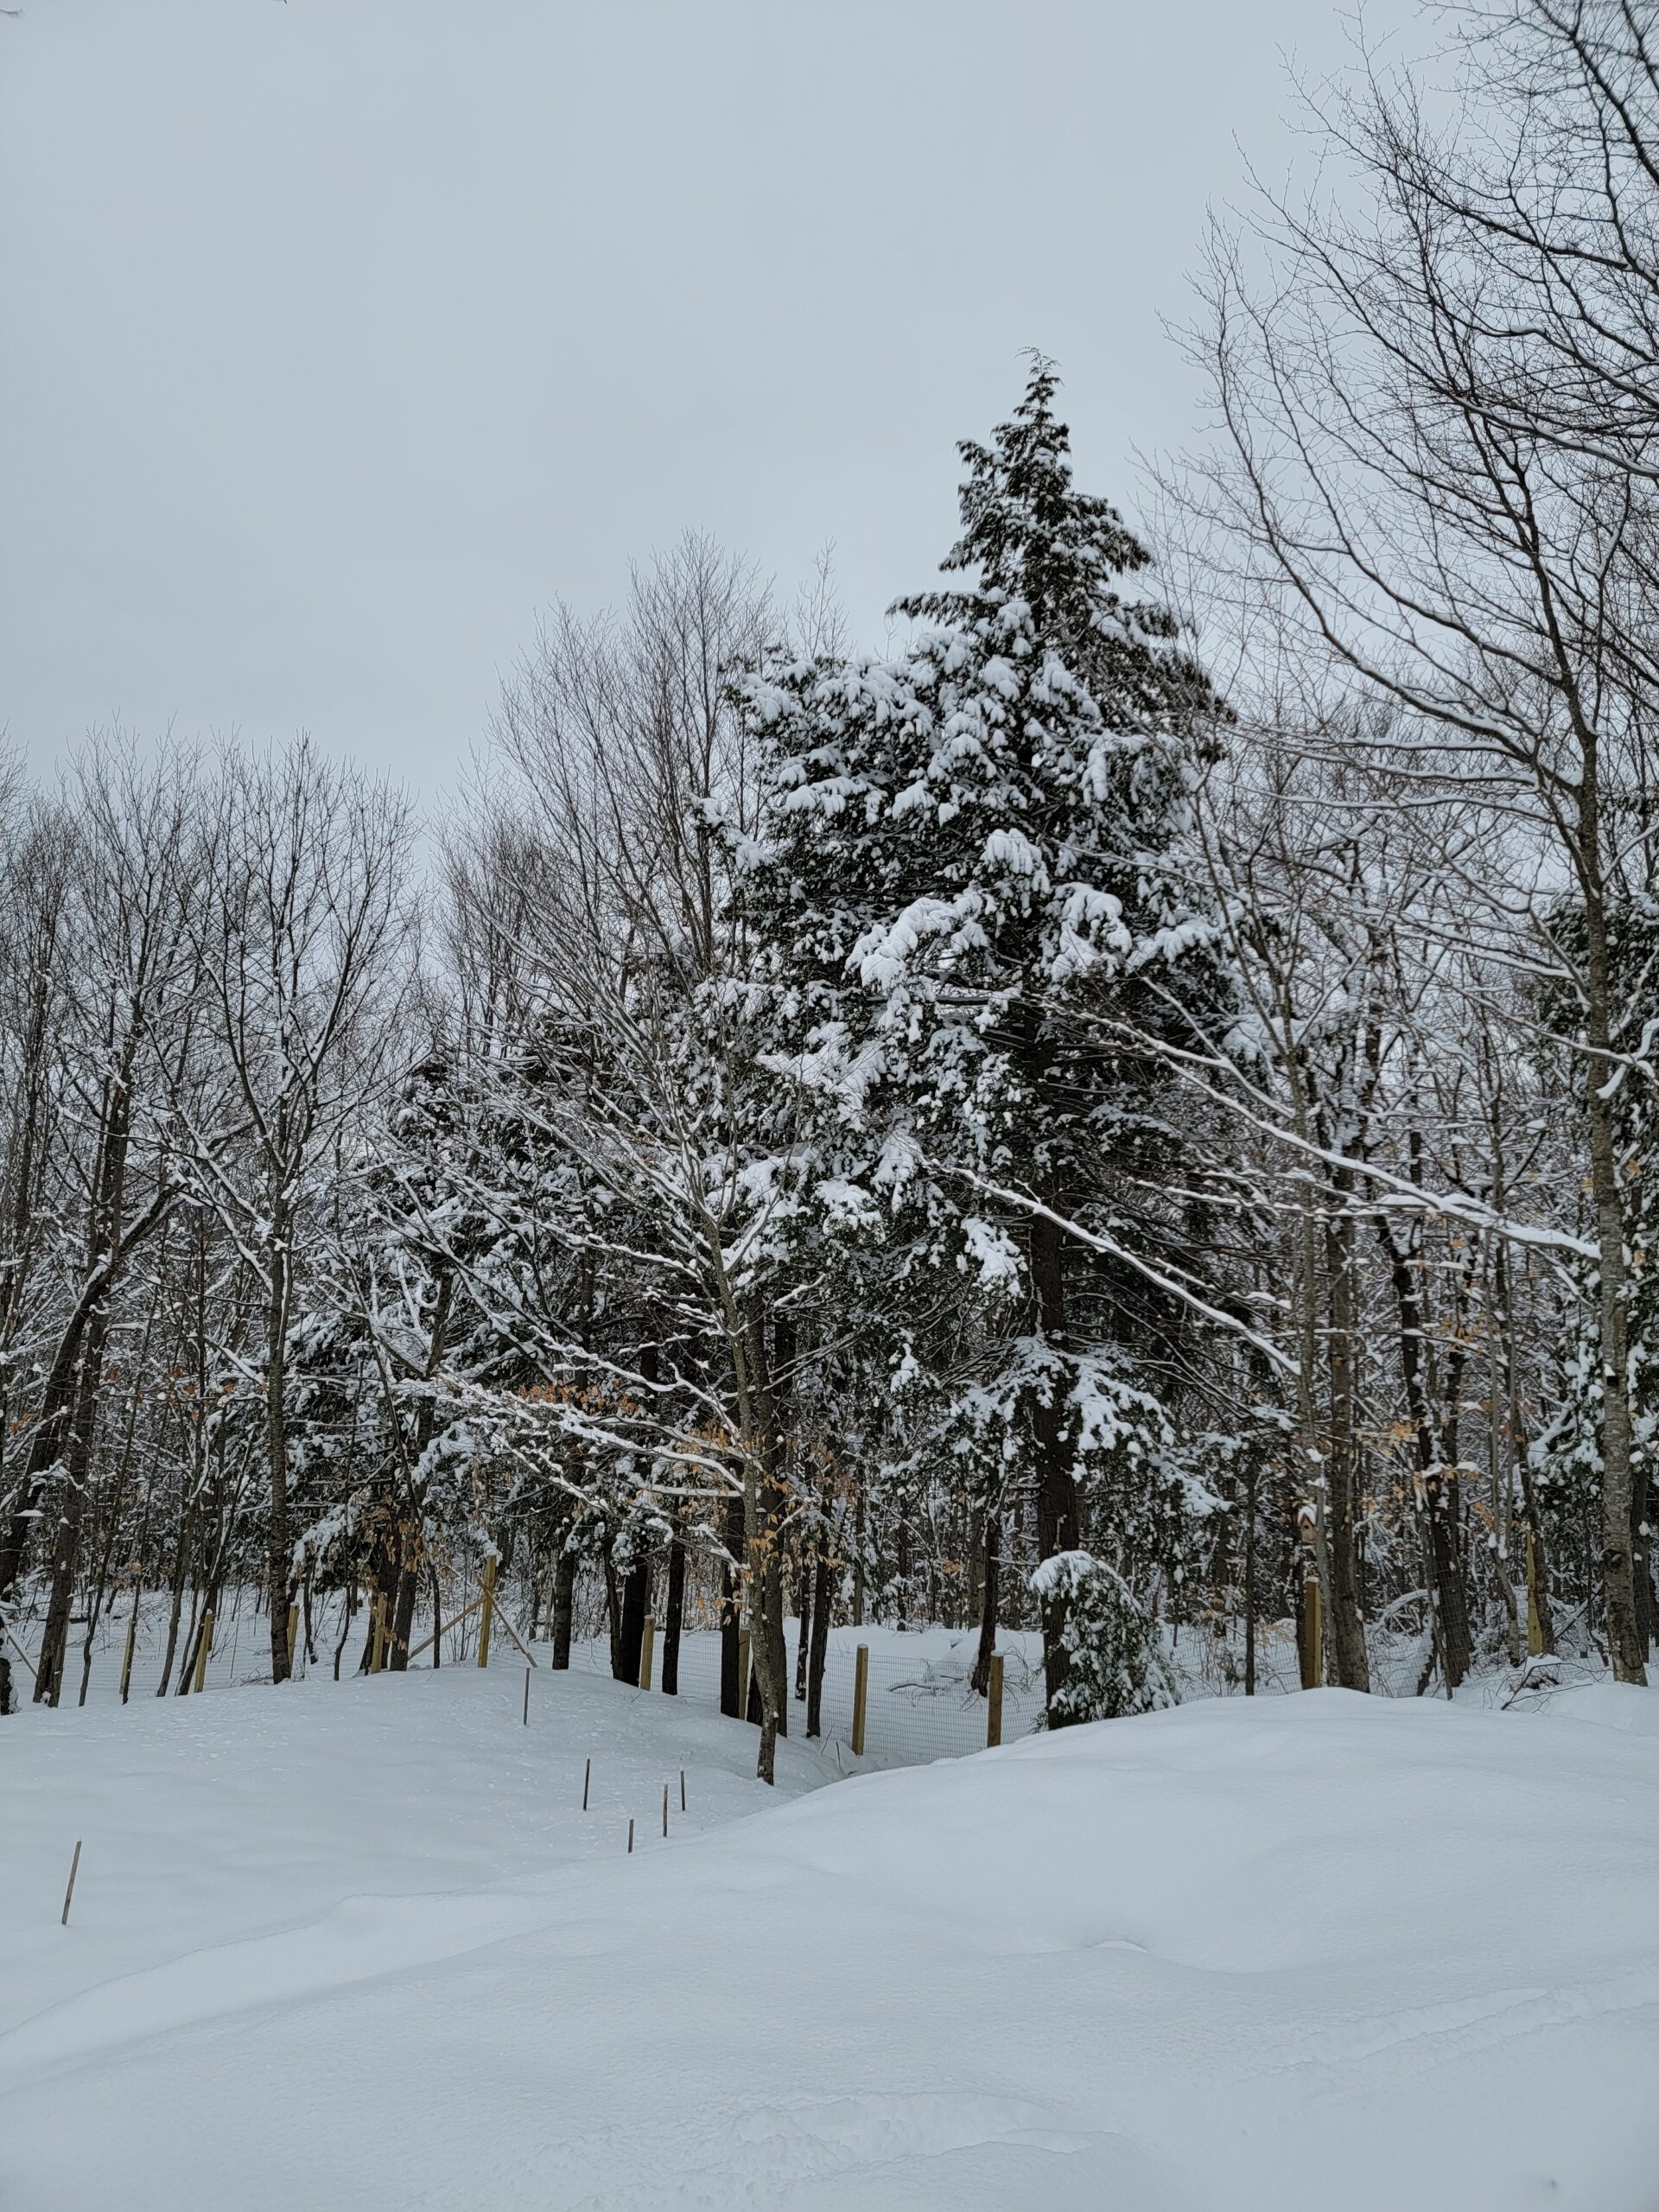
986,1653 -> 1003,1749
478,1557 -> 496,1669
288,1603 -> 302,1675
192,1611 -> 214,1695
851,1643 -> 868,1757
1300,1577 -> 1323,1691
119,1608 -> 137,1705
639,1615 -> 655,1693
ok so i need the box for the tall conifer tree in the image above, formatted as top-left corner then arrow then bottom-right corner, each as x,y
737,362 -> 1234,1719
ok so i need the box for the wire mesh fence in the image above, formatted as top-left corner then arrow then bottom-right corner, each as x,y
10,1569 -> 1319,1775
568,1624 -> 1052,1765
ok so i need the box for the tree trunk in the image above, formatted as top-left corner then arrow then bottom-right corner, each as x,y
36,1319 -> 108,1705
806,1526 -> 830,1738
550,1549 -> 575,1669
719,1493 -> 743,1719
1028,1206 -> 1081,1723
793,1554 -> 811,1700
662,1519 -> 685,1695
1580,773 -> 1649,1681
1374,1212 -> 1469,1687
266,1219 -> 294,1685
1243,1455 -> 1258,1696
615,1554 -> 648,1683
743,1322 -> 790,1781
1320,1190 -> 1372,1691
156,1498 -> 193,1698
971,1502 -> 1000,1696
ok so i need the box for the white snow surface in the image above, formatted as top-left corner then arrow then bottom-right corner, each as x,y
3,1663 -> 1658,2209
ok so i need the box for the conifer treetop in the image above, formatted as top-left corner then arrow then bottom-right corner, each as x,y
892,355 -> 1198,699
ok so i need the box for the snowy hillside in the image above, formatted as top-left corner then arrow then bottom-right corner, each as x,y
4,1667 -> 1657,2209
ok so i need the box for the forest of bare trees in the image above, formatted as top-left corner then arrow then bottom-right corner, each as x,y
5,1 -> 1658,1780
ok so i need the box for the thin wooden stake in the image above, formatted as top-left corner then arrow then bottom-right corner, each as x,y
287,1602 -> 302,1675
192,1610 -> 214,1695
477,1556 -> 496,1669
60,1840 -> 82,1927
638,1613 -> 656,1693
119,1609 -> 138,1705
679,1768 -> 685,1813
662,1782 -> 669,1837
582,1756 -> 591,1811
626,1818 -> 633,1855
986,1651 -> 1004,1750
1300,1576 -> 1323,1691
851,1642 -> 869,1758
3,1621 -> 37,1684
523,1667 -> 531,1725
369,1592 -> 387,1675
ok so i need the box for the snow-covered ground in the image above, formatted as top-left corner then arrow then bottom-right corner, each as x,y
3,1656 -> 1658,2209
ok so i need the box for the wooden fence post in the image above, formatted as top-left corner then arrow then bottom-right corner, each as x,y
662,1782 -> 669,1837
287,1603 -> 302,1675
1300,1577 -> 1323,1691
477,1557 -> 496,1669
192,1610 -> 214,1695
986,1652 -> 1004,1749
639,1614 -> 656,1693
851,1642 -> 869,1758
61,1840 -> 82,1928
1525,1527 -> 1545,1657
582,1756 -> 591,1811
119,1608 -> 138,1705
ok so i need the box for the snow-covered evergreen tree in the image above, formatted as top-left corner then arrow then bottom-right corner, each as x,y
736,361 -> 1233,1722
1030,1549 -> 1176,1725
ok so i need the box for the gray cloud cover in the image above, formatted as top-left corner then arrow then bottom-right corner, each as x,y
1,0 -> 1403,791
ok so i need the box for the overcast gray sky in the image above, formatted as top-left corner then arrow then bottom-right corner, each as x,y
1,1 -> 1409,794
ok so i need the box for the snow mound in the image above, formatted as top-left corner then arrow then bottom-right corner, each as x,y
3,1675 -> 1657,2209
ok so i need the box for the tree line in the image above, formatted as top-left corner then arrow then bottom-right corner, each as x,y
3,0 -> 1656,1776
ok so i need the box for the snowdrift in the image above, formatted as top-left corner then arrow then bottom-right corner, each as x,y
3,1672 -> 1656,2209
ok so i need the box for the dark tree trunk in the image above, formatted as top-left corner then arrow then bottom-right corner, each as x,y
1243,1456 -> 1258,1697
0,1184 -> 172,1615
1376,1211 -> 1470,1688
616,1557 -> 648,1684
603,1553 -> 622,1669
156,1498 -> 193,1699
550,1549 -> 575,1669
36,1311 -> 110,1705
720,1492 -> 743,1719
388,1550 -> 419,1673
793,1555 -> 811,1700
806,1526 -> 831,1738
662,1520 -> 685,1695
970,1502 -> 1000,1695
1028,1207 -> 1081,1722
1320,1189 -> 1371,1691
